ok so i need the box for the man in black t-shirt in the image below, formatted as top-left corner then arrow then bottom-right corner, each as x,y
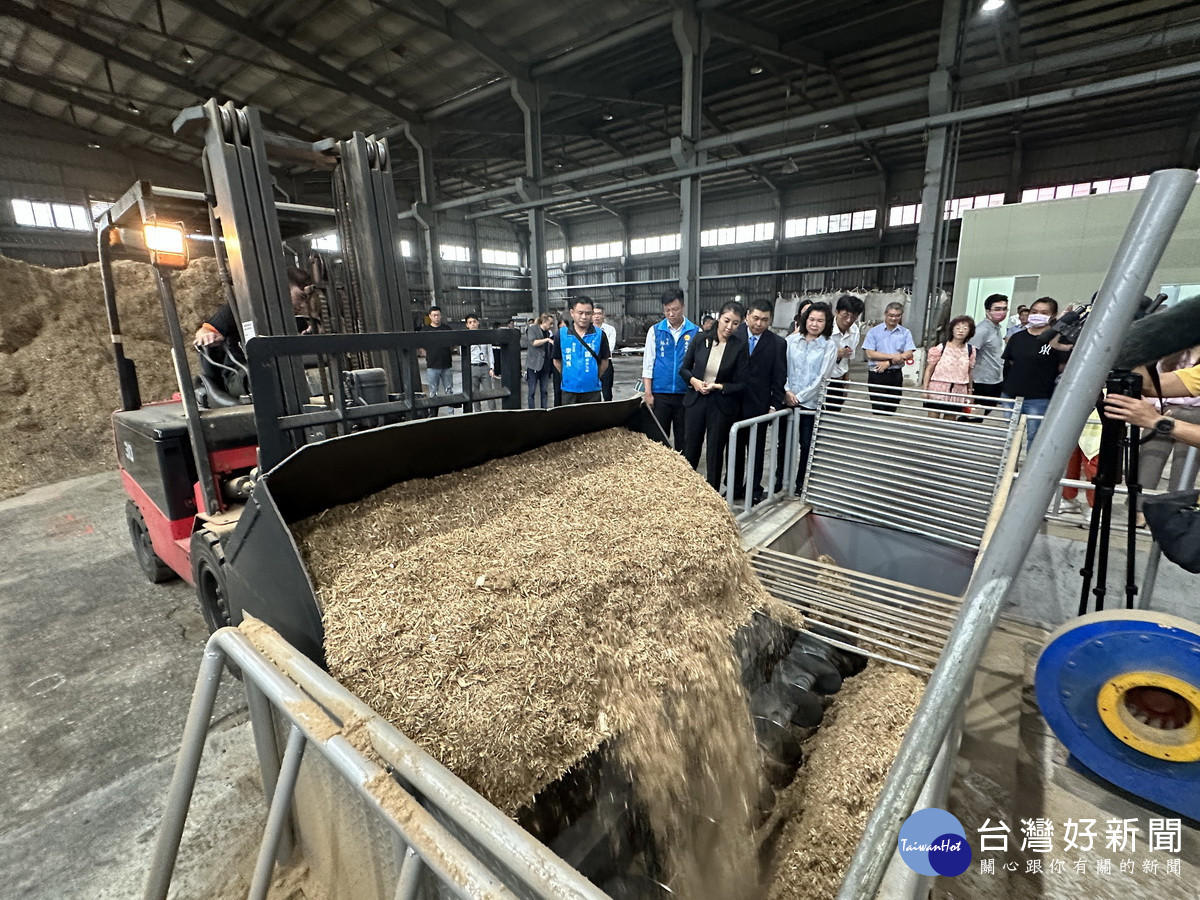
1001,296 -> 1069,449
420,305 -> 455,414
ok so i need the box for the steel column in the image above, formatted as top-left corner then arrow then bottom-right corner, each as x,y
835,168 -> 1197,900
910,0 -> 963,345
512,80 -> 550,315
404,124 -> 446,306
672,4 -> 708,314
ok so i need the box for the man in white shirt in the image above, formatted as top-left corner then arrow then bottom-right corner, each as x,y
592,304 -> 619,400
826,294 -> 865,412
465,313 -> 496,411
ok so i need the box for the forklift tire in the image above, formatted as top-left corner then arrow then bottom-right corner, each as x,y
191,530 -> 232,634
126,500 -> 175,584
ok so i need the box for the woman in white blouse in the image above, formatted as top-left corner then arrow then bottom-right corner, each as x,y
784,302 -> 838,492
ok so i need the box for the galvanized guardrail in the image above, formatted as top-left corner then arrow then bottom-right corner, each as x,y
144,626 -> 608,900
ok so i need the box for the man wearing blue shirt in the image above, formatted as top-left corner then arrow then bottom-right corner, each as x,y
641,288 -> 699,449
861,302 -> 915,414
553,295 -> 610,404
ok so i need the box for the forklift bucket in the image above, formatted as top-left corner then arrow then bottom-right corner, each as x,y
220,399 -> 662,665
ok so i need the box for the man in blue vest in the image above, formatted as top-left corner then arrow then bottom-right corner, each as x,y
641,288 -> 699,450
553,295 -> 610,404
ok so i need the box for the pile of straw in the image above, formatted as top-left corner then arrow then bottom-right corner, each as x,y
0,255 -> 222,498
765,662 -> 926,899
297,427 -> 780,896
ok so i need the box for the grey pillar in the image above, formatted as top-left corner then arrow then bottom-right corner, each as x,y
909,0 -> 963,343
770,188 -> 786,297
672,5 -> 708,318
404,124 -> 445,307
512,80 -> 550,315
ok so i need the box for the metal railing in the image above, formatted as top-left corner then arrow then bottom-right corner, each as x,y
724,407 -> 803,519
246,329 -> 522,471
725,384 -> 1020,550
144,626 -> 608,900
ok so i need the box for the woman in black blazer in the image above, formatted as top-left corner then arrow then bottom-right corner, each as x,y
679,300 -> 750,490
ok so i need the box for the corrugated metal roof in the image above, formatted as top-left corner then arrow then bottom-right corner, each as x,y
1,0 -> 1198,219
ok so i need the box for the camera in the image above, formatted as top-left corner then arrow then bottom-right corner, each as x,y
1043,293 -> 1168,347
1105,369 -> 1143,398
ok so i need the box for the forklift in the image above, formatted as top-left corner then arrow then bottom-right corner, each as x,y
97,99 -> 522,634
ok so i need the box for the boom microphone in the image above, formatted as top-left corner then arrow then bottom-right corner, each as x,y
1114,293 -> 1200,369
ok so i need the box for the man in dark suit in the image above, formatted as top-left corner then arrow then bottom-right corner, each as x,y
732,299 -> 787,503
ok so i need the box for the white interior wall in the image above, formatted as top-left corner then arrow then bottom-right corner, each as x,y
952,185 -> 1200,320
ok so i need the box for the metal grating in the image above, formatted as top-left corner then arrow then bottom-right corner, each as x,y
800,382 -> 1020,551
750,548 -> 963,675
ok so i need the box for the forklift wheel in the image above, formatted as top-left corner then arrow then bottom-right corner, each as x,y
191,530 -> 232,634
126,500 -> 175,584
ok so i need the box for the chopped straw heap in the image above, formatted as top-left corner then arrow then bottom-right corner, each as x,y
765,661 -> 927,899
296,427 -> 779,897
0,255 -> 223,499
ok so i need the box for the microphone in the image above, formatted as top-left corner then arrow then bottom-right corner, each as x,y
1115,293 -> 1200,369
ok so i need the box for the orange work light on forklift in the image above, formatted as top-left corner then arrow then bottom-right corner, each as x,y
143,222 -> 188,268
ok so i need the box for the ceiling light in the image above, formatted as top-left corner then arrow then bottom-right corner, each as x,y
601,112 -> 614,121
180,46 -> 195,65
782,158 -> 799,174
87,140 -> 101,149
126,100 -> 141,114
981,0 -> 1004,10
749,64 -> 764,76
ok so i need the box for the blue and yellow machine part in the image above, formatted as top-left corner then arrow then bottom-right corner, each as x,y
1036,609 -> 1200,820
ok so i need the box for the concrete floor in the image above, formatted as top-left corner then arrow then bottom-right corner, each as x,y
0,473 -> 264,899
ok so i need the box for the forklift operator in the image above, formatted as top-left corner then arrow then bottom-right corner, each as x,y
194,266 -> 318,351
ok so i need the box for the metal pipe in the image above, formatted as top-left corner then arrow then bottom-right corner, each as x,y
757,549 -> 961,609
835,168 -> 1197,900
802,484 -> 986,546
208,630 -> 520,900
393,845 -> 425,900
752,557 -> 962,618
774,608 -> 941,668
242,626 -> 610,900
726,408 -> 792,510
1139,443 -> 1199,607
243,680 -> 293,862
815,428 -> 1009,470
142,646 -> 227,900
753,583 -> 952,648
752,574 -> 951,653
810,463 -> 995,512
248,725 -> 306,900
463,61 -> 1200,219
796,627 -> 933,676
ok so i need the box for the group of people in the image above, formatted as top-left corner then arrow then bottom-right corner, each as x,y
639,289 -> 870,496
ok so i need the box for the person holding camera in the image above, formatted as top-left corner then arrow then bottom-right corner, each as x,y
1103,361 -> 1200,451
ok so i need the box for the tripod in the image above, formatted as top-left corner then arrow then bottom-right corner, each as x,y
1077,372 -> 1145,616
